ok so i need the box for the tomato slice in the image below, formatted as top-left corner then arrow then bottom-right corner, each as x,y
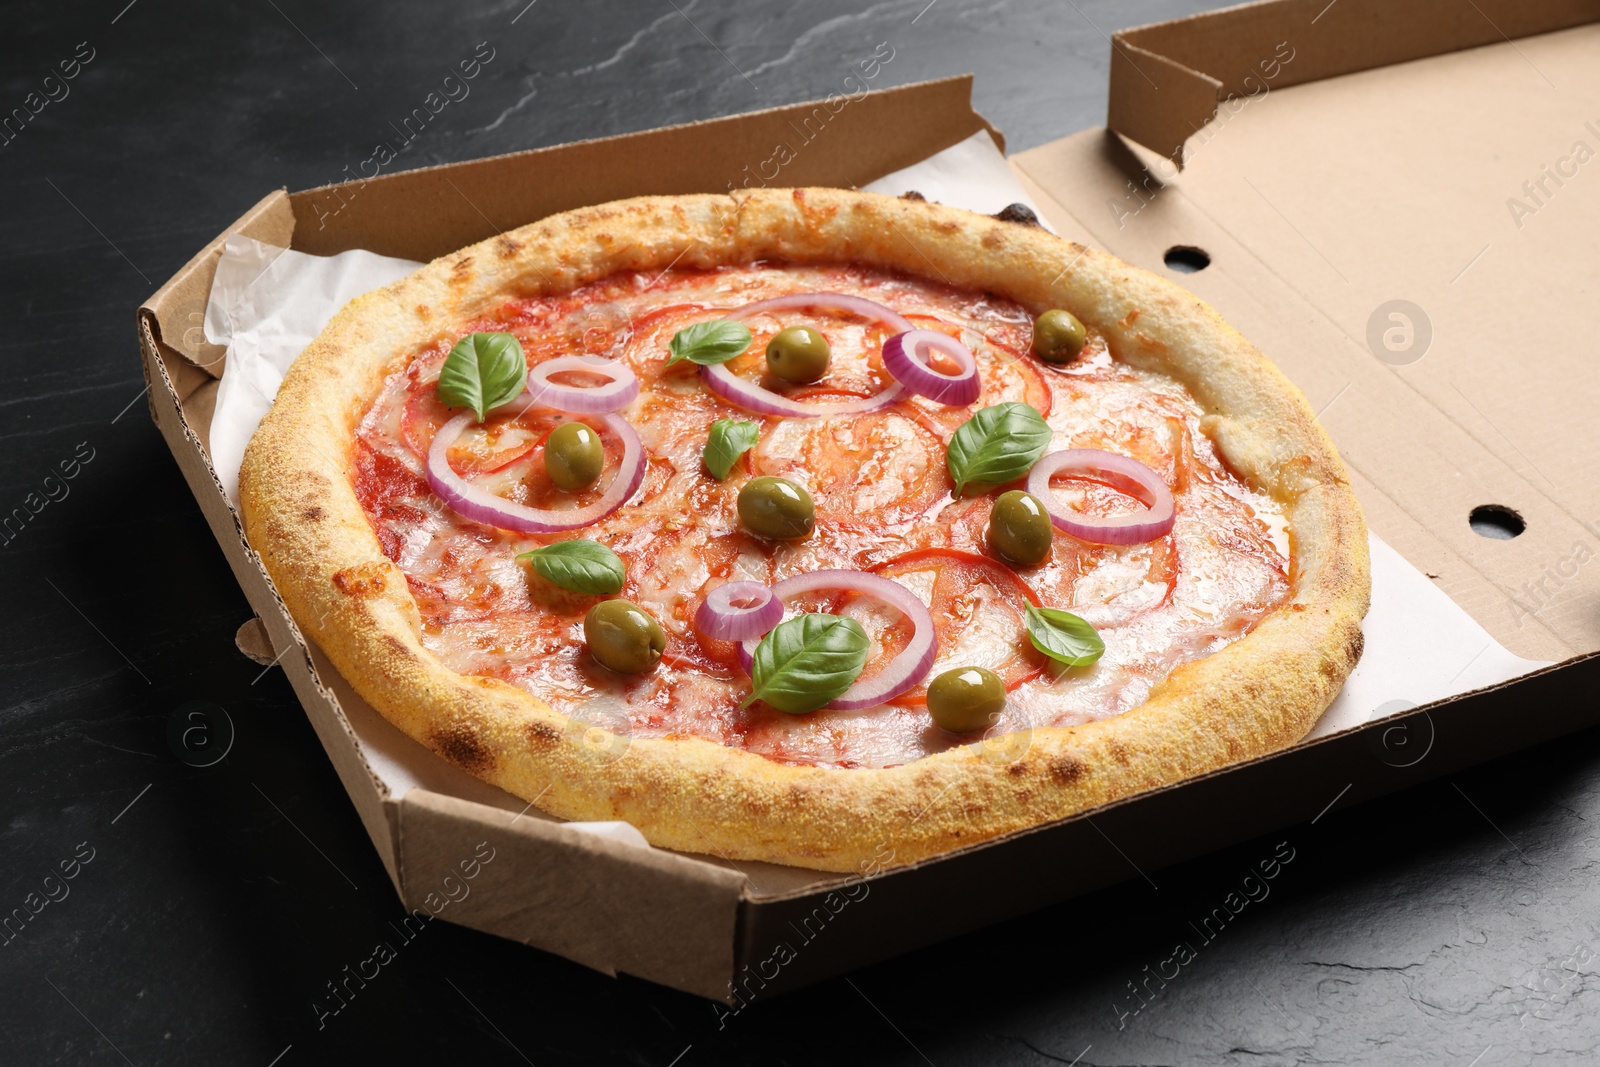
452,420 -> 543,476
400,388 -> 544,475
753,407 -> 949,525
628,524 -> 776,674
852,548 -> 1047,707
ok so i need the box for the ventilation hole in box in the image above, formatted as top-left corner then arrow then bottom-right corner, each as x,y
1163,245 -> 1210,273
1469,505 -> 1525,540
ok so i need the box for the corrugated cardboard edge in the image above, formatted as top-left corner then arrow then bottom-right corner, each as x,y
1109,0 -> 1600,165
397,791 -> 746,1000
286,74 -> 1001,262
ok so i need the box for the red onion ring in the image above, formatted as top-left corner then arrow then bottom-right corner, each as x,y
730,291 -> 916,331
700,292 -> 915,418
737,570 -> 937,711
525,355 -> 639,414
881,330 -> 981,406
426,411 -> 646,533
695,581 -> 782,642
1026,448 -> 1175,546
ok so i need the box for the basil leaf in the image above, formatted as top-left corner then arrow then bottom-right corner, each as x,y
516,539 -> 626,595
667,320 -> 753,367
703,418 -> 760,481
945,401 -> 1051,494
438,332 -> 527,421
742,613 -> 871,714
1024,606 -> 1105,667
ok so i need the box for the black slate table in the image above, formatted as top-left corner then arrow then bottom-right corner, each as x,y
2,1 -> 1591,1064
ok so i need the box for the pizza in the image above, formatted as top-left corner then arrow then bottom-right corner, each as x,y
239,188 -> 1369,873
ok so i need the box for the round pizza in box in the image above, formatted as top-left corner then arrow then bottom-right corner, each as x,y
240,189 -> 1369,872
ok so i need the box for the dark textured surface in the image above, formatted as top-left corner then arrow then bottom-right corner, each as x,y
1,1 -> 1593,1064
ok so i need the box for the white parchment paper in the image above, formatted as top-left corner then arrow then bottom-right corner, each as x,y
206,235 -> 420,506
863,129 -> 1047,221
204,132 -> 1547,836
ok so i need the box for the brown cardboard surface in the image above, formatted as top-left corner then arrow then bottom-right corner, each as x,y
137,17 -> 1600,998
1016,17 -> 1600,662
287,75 -> 999,262
1109,0 -> 1600,165
397,791 -> 745,1000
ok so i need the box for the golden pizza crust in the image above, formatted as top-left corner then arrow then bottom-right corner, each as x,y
239,189 -> 1369,873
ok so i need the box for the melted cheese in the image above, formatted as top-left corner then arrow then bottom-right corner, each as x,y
353,264 -> 1289,769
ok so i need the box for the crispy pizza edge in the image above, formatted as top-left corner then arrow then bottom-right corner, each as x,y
238,187 -> 1370,873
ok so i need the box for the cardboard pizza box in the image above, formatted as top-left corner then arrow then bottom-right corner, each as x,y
136,0 -> 1600,1002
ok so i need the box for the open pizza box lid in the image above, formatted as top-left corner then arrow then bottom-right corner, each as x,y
137,0 -> 1600,1001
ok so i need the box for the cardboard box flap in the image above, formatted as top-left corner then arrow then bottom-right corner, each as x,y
289,74 -> 1000,261
399,790 -> 744,999
1109,0 -> 1600,165
1017,17 -> 1600,662
142,191 -> 295,379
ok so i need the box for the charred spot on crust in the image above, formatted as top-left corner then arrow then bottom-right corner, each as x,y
576,205 -> 622,226
332,561 -> 388,599
994,203 -> 1040,226
526,720 -> 561,750
450,256 -> 474,281
899,190 -> 926,201
495,235 -> 523,259
1325,626 -> 1365,680
300,506 -> 325,523
432,723 -> 494,775
382,633 -> 408,656
1046,754 -> 1090,785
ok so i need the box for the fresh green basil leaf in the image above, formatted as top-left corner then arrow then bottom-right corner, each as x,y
946,401 -> 1052,494
742,613 -> 871,714
516,539 -> 626,595
437,331 -> 527,421
1023,606 -> 1105,667
703,418 -> 760,481
667,320 -> 753,367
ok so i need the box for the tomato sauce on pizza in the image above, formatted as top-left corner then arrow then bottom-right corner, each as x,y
351,263 -> 1290,769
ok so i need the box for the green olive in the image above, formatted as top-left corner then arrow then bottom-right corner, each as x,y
1032,309 -> 1087,363
544,421 -> 605,491
927,666 -> 1007,733
765,325 -> 831,384
988,490 -> 1053,565
737,476 -> 816,540
584,599 -> 666,674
